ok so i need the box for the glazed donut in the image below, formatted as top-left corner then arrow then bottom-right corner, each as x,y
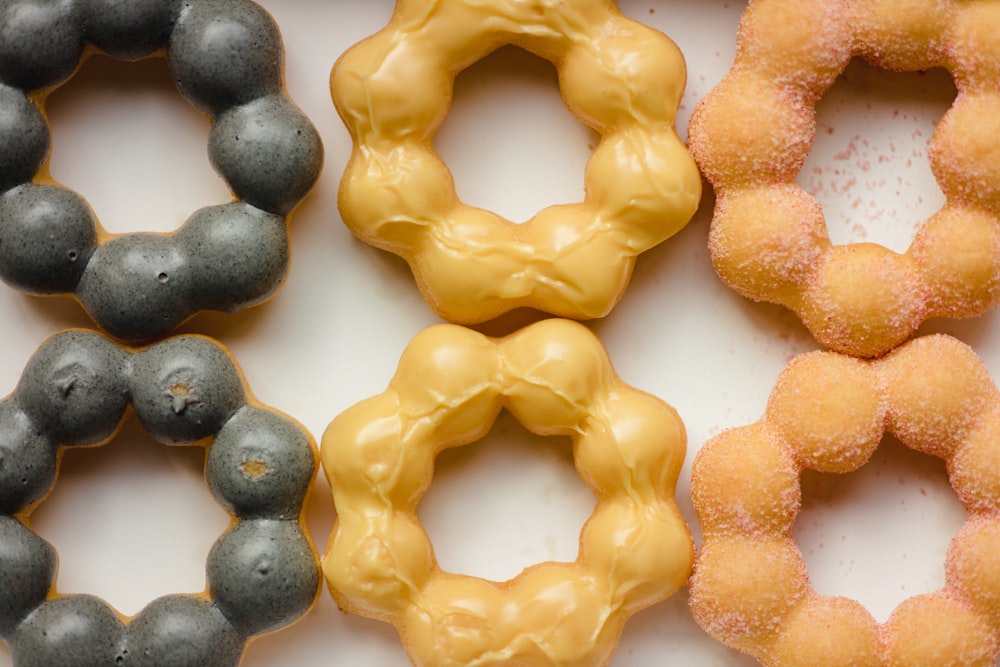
690,334 -> 1000,666
321,319 -> 692,666
0,0 -> 323,340
0,330 -> 319,667
330,0 -> 701,323
688,0 -> 1000,358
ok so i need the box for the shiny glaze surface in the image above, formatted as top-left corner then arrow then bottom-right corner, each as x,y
0,330 -> 320,667
0,0 -> 323,340
322,319 -> 692,667
331,0 -> 701,323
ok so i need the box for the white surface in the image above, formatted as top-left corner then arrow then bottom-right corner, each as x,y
2,1 -> 997,665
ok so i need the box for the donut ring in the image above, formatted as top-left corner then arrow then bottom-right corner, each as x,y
688,0 -> 1000,358
690,334 -> 1000,666
321,319 -> 692,666
0,330 -> 320,666
330,0 -> 701,323
0,0 -> 323,341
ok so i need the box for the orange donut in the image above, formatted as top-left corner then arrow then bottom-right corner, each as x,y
321,319 -> 692,666
689,0 -> 1000,358
330,0 -> 701,323
690,334 -> 1000,666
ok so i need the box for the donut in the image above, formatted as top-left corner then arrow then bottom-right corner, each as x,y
0,0 -> 323,341
330,0 -> 701,324
688,0 -> 1000,358
689,334 -> 1000,666
0,330 -> 319,667
321,318 -> 692,666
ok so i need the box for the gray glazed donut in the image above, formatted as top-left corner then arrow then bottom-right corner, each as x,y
0,0 -> 323,340
0,330 -> 320,667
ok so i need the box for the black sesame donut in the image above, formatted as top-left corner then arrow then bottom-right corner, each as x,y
0,330 -> 320,667
0,0 -> 323,340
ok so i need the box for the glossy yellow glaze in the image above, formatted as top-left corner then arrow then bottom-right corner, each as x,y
321,319 -> 692,667
330,0 -> 701,323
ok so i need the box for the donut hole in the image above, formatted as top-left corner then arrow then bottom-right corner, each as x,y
797,59 -> 955,253
29,420 -> 231,617
793,436 -> 965,623
44,54 -> 230,235
417,412 -> 595,582
433,46 -> 598,224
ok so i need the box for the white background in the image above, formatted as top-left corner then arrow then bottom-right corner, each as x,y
1,1 -> 996,665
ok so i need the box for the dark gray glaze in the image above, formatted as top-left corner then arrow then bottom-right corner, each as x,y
208,518 -> 319,637
0,402 -> 56,514
76,233 -> 198,341
8,595 -> 127,667
0,0 -> 83,90
206,405 -> 316,519
169,0 -> 283,115
16,329 -> 129,445
129,335 -> 246,446
209,95 -> 323,215
0,330 -> 320,664
175,202 -> 288,314
0,0 -> 323,341
0,517 -> 56,637
0,184 -> 98,294
79,0 -> 183,60
0,86 -> 48,193
125,595 -> 244,667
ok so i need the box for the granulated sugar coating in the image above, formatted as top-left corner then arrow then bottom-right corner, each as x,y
688,0 -> 1000,358
690,334 -> 1000,666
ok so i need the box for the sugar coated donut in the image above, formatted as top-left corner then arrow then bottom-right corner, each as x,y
688,0 -> 1000,358
690,334 -> 1000,666
0,0 -> 323,340
0,330 -> 319,667
321,319 -> 692,666
330,0 -> 701,323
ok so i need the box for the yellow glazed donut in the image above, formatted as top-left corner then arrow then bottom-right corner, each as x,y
321,319 -> 692,667
330,0 -> 701,323
688,0 -> 1000,358
690,334 -> 1000,666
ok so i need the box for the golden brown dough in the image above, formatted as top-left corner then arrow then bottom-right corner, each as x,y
690,334 -> 1000,666
689,0 -> 1000,358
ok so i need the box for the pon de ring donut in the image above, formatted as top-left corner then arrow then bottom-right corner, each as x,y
0,330 -> 320,667
331,0 -> 701,324
321,319 -> 693,667
691,335 -> 1000,666
0,0 -> 323,340
689,0 -> 1000,358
